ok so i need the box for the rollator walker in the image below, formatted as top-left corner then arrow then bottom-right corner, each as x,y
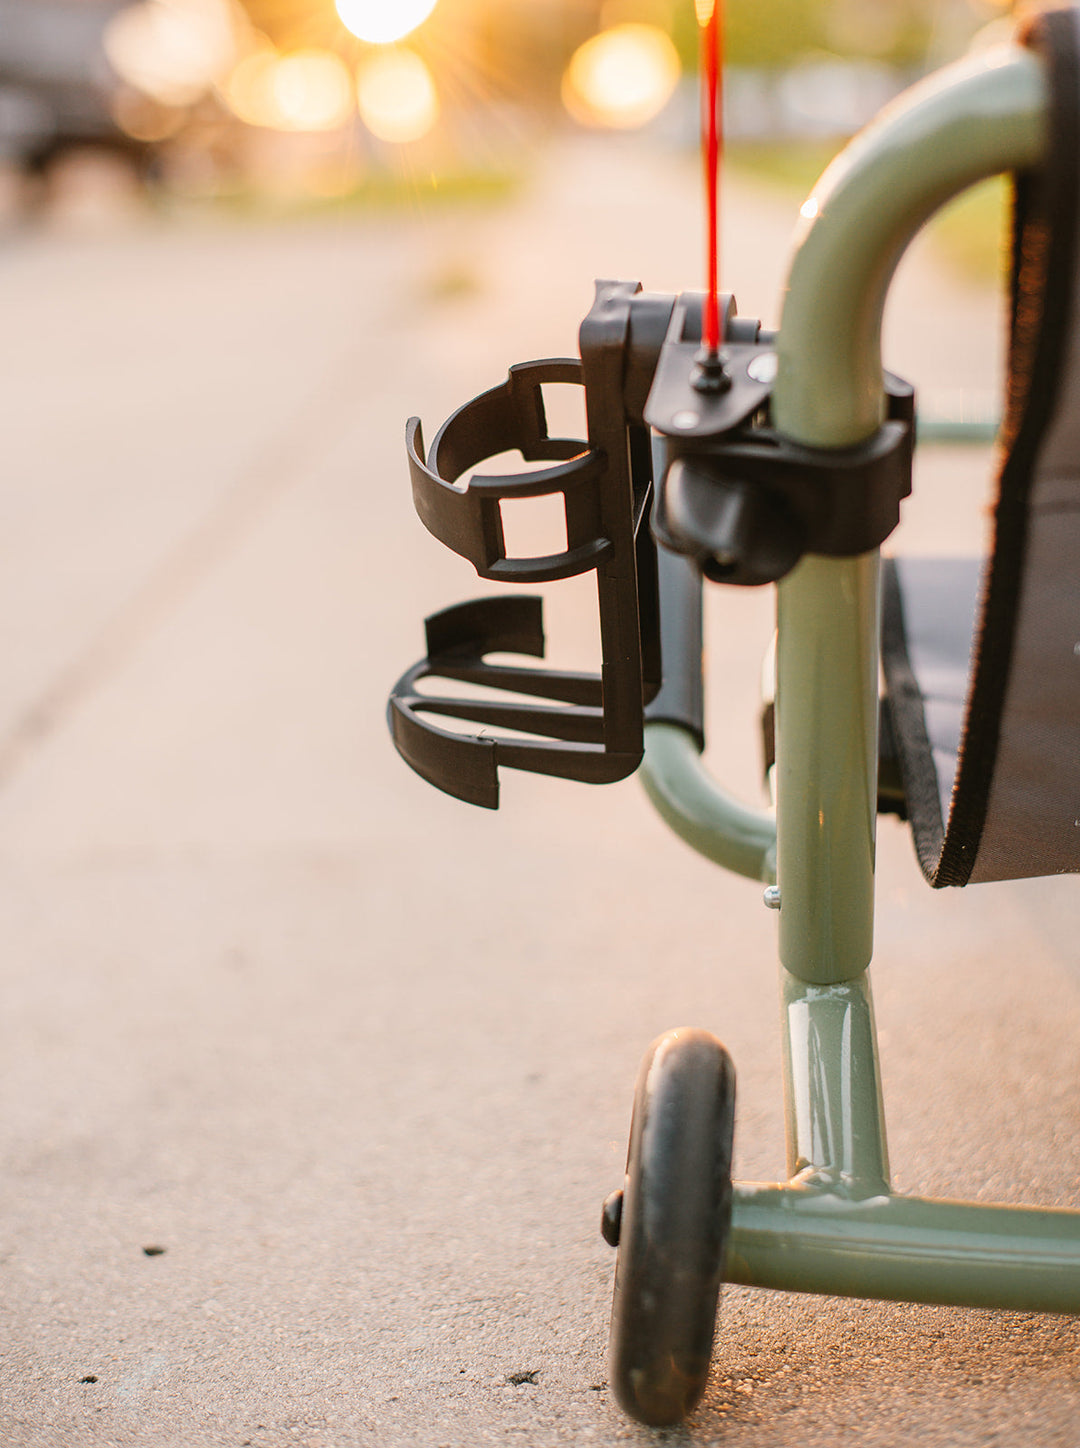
388,6 -> 1080,1427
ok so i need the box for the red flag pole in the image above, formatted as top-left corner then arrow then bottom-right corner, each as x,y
699,0 -> 724,356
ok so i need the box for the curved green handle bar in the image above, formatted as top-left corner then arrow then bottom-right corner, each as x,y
641,44 -> 1048,987
774,43 -> 1047,447
641,723 -> 776,884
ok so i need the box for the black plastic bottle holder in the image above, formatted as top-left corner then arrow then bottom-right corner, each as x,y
388,281 -> 913,809
388,282 -> 671,809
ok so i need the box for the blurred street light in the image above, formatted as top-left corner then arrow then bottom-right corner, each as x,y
562,22 -> 681,129
104,0 -> 239,107
356,47 -> 438,143
223,45 -> 353,131
335,0 -> 438,46
270,50 -> 353,130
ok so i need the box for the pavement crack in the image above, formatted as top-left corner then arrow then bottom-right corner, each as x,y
506,1370 -> 540,1386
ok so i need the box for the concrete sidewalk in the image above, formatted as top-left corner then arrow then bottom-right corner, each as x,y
2,137 -> 1080,1448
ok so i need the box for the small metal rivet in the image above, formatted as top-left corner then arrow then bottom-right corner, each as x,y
671,409 -> 701,430
747,351 -> 778,384
763,885 -> 781,910
601,1189 -> 623,1247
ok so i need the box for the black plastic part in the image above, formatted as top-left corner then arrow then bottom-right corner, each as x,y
876,695 -> 908,819
648,297 -> 915,583
646,297 -> 773,443
388,595 -> 648,809
656,418 -> 912,581
390,281 -> 688,806
391,283 -> 820,804
645,546 -> 705,748
661,458 -> 807,587
407,360 -> 609,584
608,1029 -> 736,1427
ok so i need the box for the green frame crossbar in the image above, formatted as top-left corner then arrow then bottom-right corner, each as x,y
639,43 -> 1080,1309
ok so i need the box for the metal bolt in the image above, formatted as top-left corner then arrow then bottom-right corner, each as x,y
691,347 -> 732,395
763,885 -> 781,910
600,1189 -> 623,1247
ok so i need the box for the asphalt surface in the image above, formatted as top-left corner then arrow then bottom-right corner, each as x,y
2,136 -> 1080,1447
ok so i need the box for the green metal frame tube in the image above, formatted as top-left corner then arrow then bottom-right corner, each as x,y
775,553 -> 881,984
641,723 -> 776,883
780,970 -> 890,1195
727,1186 -> 1080,1313
917,417 -> 999,445
639,45 -> 1069,1314
771,46 -> 1047,988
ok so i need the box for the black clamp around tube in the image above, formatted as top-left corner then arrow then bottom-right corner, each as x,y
647,297 -> 914,585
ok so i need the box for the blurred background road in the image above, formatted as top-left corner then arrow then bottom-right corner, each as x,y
3,2 -> 1080,1446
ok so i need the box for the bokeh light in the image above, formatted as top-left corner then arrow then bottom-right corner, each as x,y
222,46 -> 279,126
357,49 -> 439,143
224,47 -> 354,131
104,0 -> 238,107
562,23 -> 681,130
271,51 -> 355,131
110,89 -> 188,143
335,0 -> 438,46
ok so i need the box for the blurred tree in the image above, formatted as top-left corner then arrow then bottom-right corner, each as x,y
668,0 -> 954,68
671,0 -> 823,67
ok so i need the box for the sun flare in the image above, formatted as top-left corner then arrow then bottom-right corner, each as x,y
335,0 -> 438,46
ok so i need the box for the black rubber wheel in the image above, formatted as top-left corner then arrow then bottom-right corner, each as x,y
607,1027 -> 736,1427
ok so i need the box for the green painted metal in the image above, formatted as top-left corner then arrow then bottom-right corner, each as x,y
775,553 -> 881,985
917,416 -> 999,445
637,53 -> 1043,936
640,723 -> 776,884
774,44 -> 1047,448
637,43 -> 1072,1313
752,48 -> 1061,1309
780,969 -> 890,1195
769,45 -> 1047,989
726,1185 -> 1080,1313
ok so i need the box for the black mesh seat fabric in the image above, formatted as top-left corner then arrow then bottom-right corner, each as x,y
882,5 -> 1080,886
